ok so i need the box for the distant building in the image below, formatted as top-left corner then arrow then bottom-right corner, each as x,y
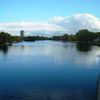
20,30 -> 24,40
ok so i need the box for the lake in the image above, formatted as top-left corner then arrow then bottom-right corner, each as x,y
0,41 -> 100,100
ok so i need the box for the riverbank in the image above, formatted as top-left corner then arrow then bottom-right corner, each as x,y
94,41 -> 100,47
0,42 -> 12,47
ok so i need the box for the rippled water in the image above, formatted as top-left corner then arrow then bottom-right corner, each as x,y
0,41 -> 100,100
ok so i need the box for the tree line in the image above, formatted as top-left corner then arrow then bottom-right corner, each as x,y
0,29 -> 100,46
52,29 -> 100,42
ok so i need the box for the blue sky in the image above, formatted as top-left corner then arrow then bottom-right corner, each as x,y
0,0 -> 100,35
0,0 -> 100,22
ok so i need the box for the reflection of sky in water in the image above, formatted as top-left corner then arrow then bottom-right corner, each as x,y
0,41 -> 100,100
12,41 -> 100,69
1,41 -> 100,69
75,46 -> 100,69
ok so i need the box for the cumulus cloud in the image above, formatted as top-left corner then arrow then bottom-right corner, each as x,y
0,13 -> 100,36
48,14 -> 100,34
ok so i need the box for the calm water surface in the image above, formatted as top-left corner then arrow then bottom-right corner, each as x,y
0,41 -> 100,100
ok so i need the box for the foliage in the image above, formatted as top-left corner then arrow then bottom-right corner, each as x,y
52,34 -> 69,41
0,32 -> 11,45
52,36 -> 62,41
24,36 -> 49,41
68,34 -> 77,41
61,34 -> 69,41
24,36 -> 35,41
76,29 -> 95,42
11,36 -> 22,42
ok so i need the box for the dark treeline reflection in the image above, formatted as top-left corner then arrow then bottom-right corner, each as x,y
0,46 -> 8,55
0,42 -> 93,55
76,42 -> 92,52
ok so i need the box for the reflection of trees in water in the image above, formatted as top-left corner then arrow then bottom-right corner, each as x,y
20,45 -> 25,51
0,46 -> 8,55
76,42 -> 92,52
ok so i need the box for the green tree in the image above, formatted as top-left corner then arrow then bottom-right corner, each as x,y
76,29 -> 94,42
11,36 -> 22,42
52,36 -> 62,40
68,34 -> 77,41
0,32 -> 11,45
24,36 -> 35,41
61,34 -> 69,41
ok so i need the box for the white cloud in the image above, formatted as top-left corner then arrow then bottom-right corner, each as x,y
48,14 -> 100,34
0,22 -> 64,36
0,22 -> 63,31
0,13 -> 100,36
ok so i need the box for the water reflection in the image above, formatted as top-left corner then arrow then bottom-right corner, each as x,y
76,42 -> 92,52
0,46 -> 8,55
0,41 -> 100,100
20,45 -> 25,51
